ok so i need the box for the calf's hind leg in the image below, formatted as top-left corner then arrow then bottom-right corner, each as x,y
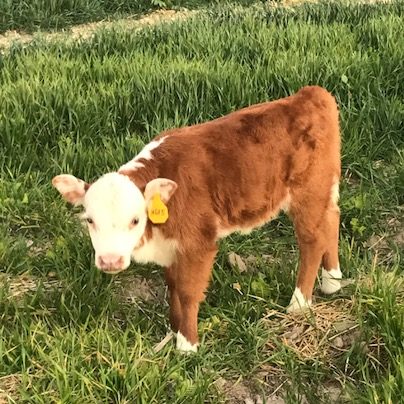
320,184 -> 342,294
287,183 -> 342,312
287,229 -> 326,313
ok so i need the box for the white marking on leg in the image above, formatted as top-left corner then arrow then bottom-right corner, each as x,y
176,331 -> 198,353
330,179 -> 340,211
286,287 -> 311,313
320,266 -> 342,294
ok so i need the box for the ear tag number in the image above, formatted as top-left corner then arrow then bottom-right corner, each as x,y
148,193 -> 169,224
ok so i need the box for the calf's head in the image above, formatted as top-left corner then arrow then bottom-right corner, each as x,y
52,172 -> 177,274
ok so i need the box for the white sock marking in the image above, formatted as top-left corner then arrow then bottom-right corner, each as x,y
321,266 -> 342,294
176,331 -> 198,353
287,287 -> 311,313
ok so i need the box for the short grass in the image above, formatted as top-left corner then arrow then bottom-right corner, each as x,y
1,1 -> 404,402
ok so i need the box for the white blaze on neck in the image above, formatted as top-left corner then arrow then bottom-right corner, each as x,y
176,331 -> 198,353
287,287 -> 311,313
119,137 -> 165,172
119,160 -> 145,171
131,228 -> 178,267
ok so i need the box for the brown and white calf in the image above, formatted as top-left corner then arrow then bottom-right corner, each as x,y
52,86 -> 342,352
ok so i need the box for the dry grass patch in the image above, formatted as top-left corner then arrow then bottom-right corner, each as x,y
214,376 -> 285,404
264,299 -> 359,361
0,9 -> 195,51
112,273 -> 166,304
68,9 -> 195,41
0,273 -> 61,300
0,374 -> 21,404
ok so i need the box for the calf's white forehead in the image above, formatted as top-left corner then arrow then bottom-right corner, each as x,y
84,173 -> 145,219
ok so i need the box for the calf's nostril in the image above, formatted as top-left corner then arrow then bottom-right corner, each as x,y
98,254 -> 124,269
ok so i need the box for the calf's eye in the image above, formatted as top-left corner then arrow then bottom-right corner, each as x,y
131,218 -> 139,226
86,218 -> 94,224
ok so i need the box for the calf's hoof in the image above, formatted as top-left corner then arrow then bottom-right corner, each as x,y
320,267 -> 342,295
286,287 -> 312,313
176,331 -> 198,353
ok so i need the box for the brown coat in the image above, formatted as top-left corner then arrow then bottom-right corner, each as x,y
119,85 -> 341,346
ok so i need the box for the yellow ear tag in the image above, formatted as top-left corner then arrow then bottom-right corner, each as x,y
148,193 -> 169,224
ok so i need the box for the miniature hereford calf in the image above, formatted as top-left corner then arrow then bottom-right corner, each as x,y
53,86 -> 342,352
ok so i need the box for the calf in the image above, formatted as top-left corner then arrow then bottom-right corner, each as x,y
52,86 -> 342,352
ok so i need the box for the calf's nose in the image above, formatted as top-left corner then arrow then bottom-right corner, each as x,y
98,254 -> 124,269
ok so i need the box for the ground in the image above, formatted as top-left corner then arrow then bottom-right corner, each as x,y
0,0 -> 403,403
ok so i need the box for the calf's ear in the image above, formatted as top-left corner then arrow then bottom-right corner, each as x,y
52,174 -> 89,206
144,178 -> 177,204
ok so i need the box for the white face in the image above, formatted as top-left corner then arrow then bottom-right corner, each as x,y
82,173 -> 147,273
52,172 -> 177,274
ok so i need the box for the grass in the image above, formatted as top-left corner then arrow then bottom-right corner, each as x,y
0,0 -> 404,402
0,0 -> 253,34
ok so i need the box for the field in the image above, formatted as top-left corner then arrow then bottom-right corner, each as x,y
1,0 -> 403,403
0,0 -> 253,34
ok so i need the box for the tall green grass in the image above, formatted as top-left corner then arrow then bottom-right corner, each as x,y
0,0 -> 150,33
0,0 -> 253,34
0,1 -> 403,402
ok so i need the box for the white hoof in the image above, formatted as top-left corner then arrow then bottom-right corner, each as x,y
286,287 -> 311,313
321,267 -> 342,294
176,331 -> 198,353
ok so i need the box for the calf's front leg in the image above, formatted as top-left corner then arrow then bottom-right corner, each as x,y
173,248 -> 217,352
164,266 -> 182,332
